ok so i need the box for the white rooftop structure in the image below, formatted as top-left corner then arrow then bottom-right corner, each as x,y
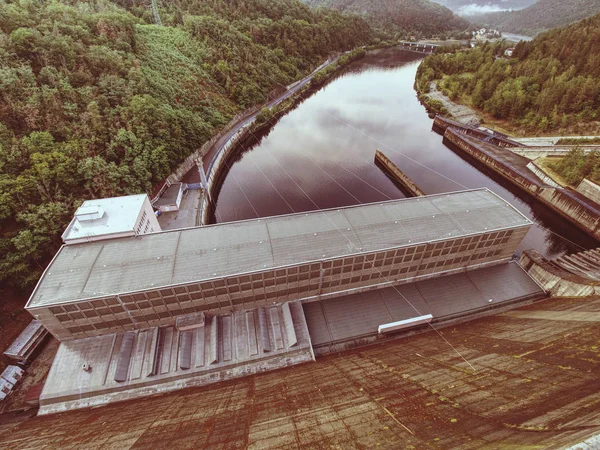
61,194 -> 160,245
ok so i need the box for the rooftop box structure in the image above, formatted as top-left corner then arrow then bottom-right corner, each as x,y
3,320 -> 48,365
153,182 -> 184,212
61,194 -> 160,245
27,189 -> 532,341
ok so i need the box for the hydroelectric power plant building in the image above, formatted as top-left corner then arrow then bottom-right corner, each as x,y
28,189 -> 531,341
24,189 -> 548,414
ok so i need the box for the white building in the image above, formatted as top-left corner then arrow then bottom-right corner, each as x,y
61,194 -> 160,245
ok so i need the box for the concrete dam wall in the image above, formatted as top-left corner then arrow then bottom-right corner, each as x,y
440,123 -> 600,240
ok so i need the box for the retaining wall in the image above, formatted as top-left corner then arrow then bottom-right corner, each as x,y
444,128 -> 542,196
374,150 -> 425,196
433,115 -> 521,148
443,127 -> 600,239
577,178 -> 600,204
519,250 -> 600,297
151,106 -> 260,205
526,161 -> 562,188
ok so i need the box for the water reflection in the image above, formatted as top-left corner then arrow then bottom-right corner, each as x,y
212,48 -> 597,257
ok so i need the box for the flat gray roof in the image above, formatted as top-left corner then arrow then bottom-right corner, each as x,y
153,182 -> 183,207
27,189 -> 531,308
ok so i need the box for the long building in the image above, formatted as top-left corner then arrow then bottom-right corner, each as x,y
26,189 -> 532,340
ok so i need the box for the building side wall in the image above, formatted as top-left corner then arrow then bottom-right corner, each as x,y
29,226 -> 528,340
136,197 -> 161,235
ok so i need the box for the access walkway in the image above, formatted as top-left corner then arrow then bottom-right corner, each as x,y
304,262 -> 545,352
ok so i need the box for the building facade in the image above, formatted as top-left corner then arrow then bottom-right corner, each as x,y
27,189 -> 532,340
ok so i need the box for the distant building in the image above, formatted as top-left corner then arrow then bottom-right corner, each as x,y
61,194 -> 160,245
504,48 -> 515,57
473,28 -> 501,41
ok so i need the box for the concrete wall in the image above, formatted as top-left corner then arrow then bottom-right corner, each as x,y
519,250 -> 600,297
512,146 -> 600,160
433,115 -> 521,148
374,150 -> 425,196
200,115 -> 259,225
444,128 -> 542,196
526,161 -> 562,188
140,196 -> 161,232
577,178 -> 600,205
444,127 -> 600,240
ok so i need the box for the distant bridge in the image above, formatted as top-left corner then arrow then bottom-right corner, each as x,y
399,41 -> 438,55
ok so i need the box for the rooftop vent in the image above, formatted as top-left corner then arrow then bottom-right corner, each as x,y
75,205 -> 105,222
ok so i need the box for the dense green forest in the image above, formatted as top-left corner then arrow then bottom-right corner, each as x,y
416,14 -> 600,133
471,0 -> 600,35
0,0 -> 374,288
549,148 -> 600,186
302,0 -> 470,37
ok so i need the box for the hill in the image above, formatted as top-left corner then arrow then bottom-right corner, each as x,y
416,14 -> 600,133
302,0 -> 470,36
472,0 -> 600,35
0,0 -> 373,289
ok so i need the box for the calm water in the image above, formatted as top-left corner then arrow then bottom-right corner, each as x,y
211,48 -> 597,257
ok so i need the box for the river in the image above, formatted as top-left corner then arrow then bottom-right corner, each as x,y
210,48 -> 597,258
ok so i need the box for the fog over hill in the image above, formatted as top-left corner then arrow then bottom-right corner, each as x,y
434,0 -> 535,15
468,0 -> 600,34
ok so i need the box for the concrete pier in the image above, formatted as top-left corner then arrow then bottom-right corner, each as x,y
437,117 -> 600,240
374,150 -> 425,197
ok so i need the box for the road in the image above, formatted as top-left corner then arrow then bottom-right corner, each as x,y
201,57 -> 338,175
512,136 -> 600,146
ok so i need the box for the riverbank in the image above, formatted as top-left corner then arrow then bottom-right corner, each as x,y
199,48 -> 367,225
434,116 -> 600,241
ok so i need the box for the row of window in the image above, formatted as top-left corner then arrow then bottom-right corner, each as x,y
55,243 -> 507,337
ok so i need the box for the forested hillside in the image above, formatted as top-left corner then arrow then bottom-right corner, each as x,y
472,0 -> 600,35
416,14 -> 600,133
0,0 -> 373,288
302,0 -> 469,36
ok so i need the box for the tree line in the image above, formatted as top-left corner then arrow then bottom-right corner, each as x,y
416,14 -> 600,134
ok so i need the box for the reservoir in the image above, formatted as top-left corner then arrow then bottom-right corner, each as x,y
211,48 -> 597,258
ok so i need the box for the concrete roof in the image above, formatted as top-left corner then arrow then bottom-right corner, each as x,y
39,302 -> 313,414
29,189 -> 531,308
2,296 -> 600,449
153,182 -> 183,208
61,194 -> 147,242
304,262 -> 544,348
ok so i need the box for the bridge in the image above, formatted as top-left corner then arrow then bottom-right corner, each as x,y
399,41 -> 438,54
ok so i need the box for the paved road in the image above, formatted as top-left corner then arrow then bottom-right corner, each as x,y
157,189 -> 201,230
512,136 -> 600,146
201,58 -> 338,174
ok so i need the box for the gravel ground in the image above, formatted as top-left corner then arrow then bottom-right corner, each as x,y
427,82 -> 480,125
